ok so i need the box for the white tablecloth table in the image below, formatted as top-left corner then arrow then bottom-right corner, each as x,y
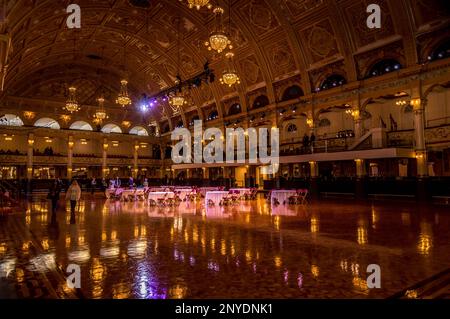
175,189 -> 195,200
205,191 -> 229,206
198,187 -> 220,196
270,190 -> 298,205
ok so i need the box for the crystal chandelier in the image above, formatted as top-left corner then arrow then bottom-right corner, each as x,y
116,79 -> 132,107
205,7 -> 232,54
169,92 -> 187,107
179,0 -> 213,10
220,52 -> 240,87
65,86 -> 80,113
94,96 -> 108,122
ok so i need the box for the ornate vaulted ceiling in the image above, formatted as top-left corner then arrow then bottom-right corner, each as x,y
1,0 -> 450,124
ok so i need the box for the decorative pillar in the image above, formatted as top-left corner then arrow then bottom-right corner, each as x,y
412,98 -> 427,177
133,141 -> 139,179
102,138 -> 108,179
355,159 -> 367,199
67,135 -> 74,180
309,161 -> 319,200
26,133 -> 34,180
411,97 -> 428,201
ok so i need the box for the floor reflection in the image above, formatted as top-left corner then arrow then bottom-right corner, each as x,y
0,196 -> 449,299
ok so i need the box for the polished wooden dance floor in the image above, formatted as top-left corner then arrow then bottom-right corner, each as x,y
0,196 -> 449,299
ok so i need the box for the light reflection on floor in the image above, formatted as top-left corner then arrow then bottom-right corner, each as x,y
0,196 -> 449,299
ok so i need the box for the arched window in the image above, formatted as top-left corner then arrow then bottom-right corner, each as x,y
176,121 -> 184,129
367,59 -> 402,78
428,40 -> 450,62
281,85 -> 304,101
318,118 -> 331,128
286,123 -> 298,133
129,126 -> 149,136
101,124 -> 122,134
253,95 -> 269,109
0,114 -> 24,126
207,110 -> 218,121
318,74 -> 346,92
161,123 -> 170,134
189,115 -> 200,127
34,118 -> 60,129
228,103 -> 242,116
70,121 -> 93,131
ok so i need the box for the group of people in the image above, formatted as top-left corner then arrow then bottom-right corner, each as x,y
302,133 -> 316,152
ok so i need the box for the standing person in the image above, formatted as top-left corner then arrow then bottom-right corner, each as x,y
128,176 -> 134,188
310,133 -> 316,152
302,134 -> 310,153
66,180 -> 81,224
115,176 -> 121,188
90,177 -> 97,196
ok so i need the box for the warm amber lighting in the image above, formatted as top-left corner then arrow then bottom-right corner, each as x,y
306,118 -> 314,128
169,92 -> 187,107
180,0 -> 213,10
205,7 -> 232,54
116,80 -> 132,107
94,96 -> 108,122
28,138 -> 34,145
80,139 -> 88,145
122,121 -> 131,128
346,108 -> 360,119
410,98 -> 421,107
65,86 -> 80,113
23,111 -> 35,120
68,141 -> 74,148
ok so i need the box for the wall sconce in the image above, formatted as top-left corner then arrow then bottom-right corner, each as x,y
122,121 -> 131,128
28,138 -> 35,146
345,109 -> 360,119
139,143 -> 148,149
410,98 -> 421,108
80,139 -> 88,145
306,118 -> 314,128
415,153 -> 424,159
68,141 -> 74,148
24,111 -> 35,120
112,141 -> 119,147
45,137 -> 53,143
134,144 -> 140,150
103,143 -> 109,150
4,134 -> 13,141
60,115 -> 71,124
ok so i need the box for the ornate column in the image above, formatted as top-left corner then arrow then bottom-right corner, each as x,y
67,135 -> 74,180
412,98 -> 427,177
412,96 -> 428,201
26,133 -> 34,180
309,161 -> 319,200
102,138 -> 108,179
133,141 -> 139,179
355,159 -> 367,199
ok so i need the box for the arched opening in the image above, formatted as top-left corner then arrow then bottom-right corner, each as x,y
428,39 -> 450,62
189,115 -> 200,127
281,85 -> 304,101
318,74 -> 347,92
70,121 -> 93,131
367,59 -> 402,78
176,121 -> 184,129
102,124 -> 122,134
0,114 -> 24,126
286,123 -> 298,134
207,110 -> 219,121
161,123 -> 170,134
129,126 -> 149,136
253,95 -> 269,109
228,103 -> 242,116
34,118 -> 60,129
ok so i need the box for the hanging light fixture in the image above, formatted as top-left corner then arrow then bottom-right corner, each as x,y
220,52 -> 240,87
116,46 -> 132,107
64,86 -> 80,113
116,79 -> 132,107
169,92 -> 188,107
94,96 -> 108,122
205,6 -> 232,54
179,0 -> 213,10
169,16 -> 187,109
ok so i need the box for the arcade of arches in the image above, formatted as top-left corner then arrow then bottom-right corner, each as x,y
0,0 -> 450,300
